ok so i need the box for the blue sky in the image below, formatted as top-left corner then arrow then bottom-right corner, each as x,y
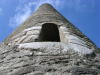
0,0 -> 100,48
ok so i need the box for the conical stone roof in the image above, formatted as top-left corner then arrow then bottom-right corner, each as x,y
4,4 -> 67,43
4,4 -> 96,50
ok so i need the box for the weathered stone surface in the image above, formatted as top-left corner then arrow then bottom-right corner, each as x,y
0,3 -> 99,75
0,44 -> 100,75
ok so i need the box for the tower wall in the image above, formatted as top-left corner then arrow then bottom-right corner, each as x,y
4,4 -> 97,50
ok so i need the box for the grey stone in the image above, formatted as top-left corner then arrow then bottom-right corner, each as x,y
0,3 -> 99,75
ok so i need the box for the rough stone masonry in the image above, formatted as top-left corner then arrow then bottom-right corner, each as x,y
0,3 -> 100,75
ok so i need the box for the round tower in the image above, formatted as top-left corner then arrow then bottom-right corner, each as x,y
4,3 -> 97,52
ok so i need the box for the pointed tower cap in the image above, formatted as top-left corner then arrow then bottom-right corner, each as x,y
8,3 -> 67,35
33,3 -> 67,21
4,3 -> 66,43
4,3 -> 97,50
35,3 -> 57,13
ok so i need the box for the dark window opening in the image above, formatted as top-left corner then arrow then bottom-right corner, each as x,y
36,23 -> 60,42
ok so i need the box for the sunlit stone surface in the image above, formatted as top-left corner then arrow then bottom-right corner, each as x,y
0,4 -> 100,75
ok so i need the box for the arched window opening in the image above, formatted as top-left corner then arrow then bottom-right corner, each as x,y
36,23 -> 60,42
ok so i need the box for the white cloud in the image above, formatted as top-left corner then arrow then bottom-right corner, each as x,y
9,0 -> 64,28
9,0 -> 95,28
9,5 -> 32,28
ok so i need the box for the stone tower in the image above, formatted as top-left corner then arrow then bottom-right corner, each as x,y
4,4 -> 96,54
0,4 -> 100,75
